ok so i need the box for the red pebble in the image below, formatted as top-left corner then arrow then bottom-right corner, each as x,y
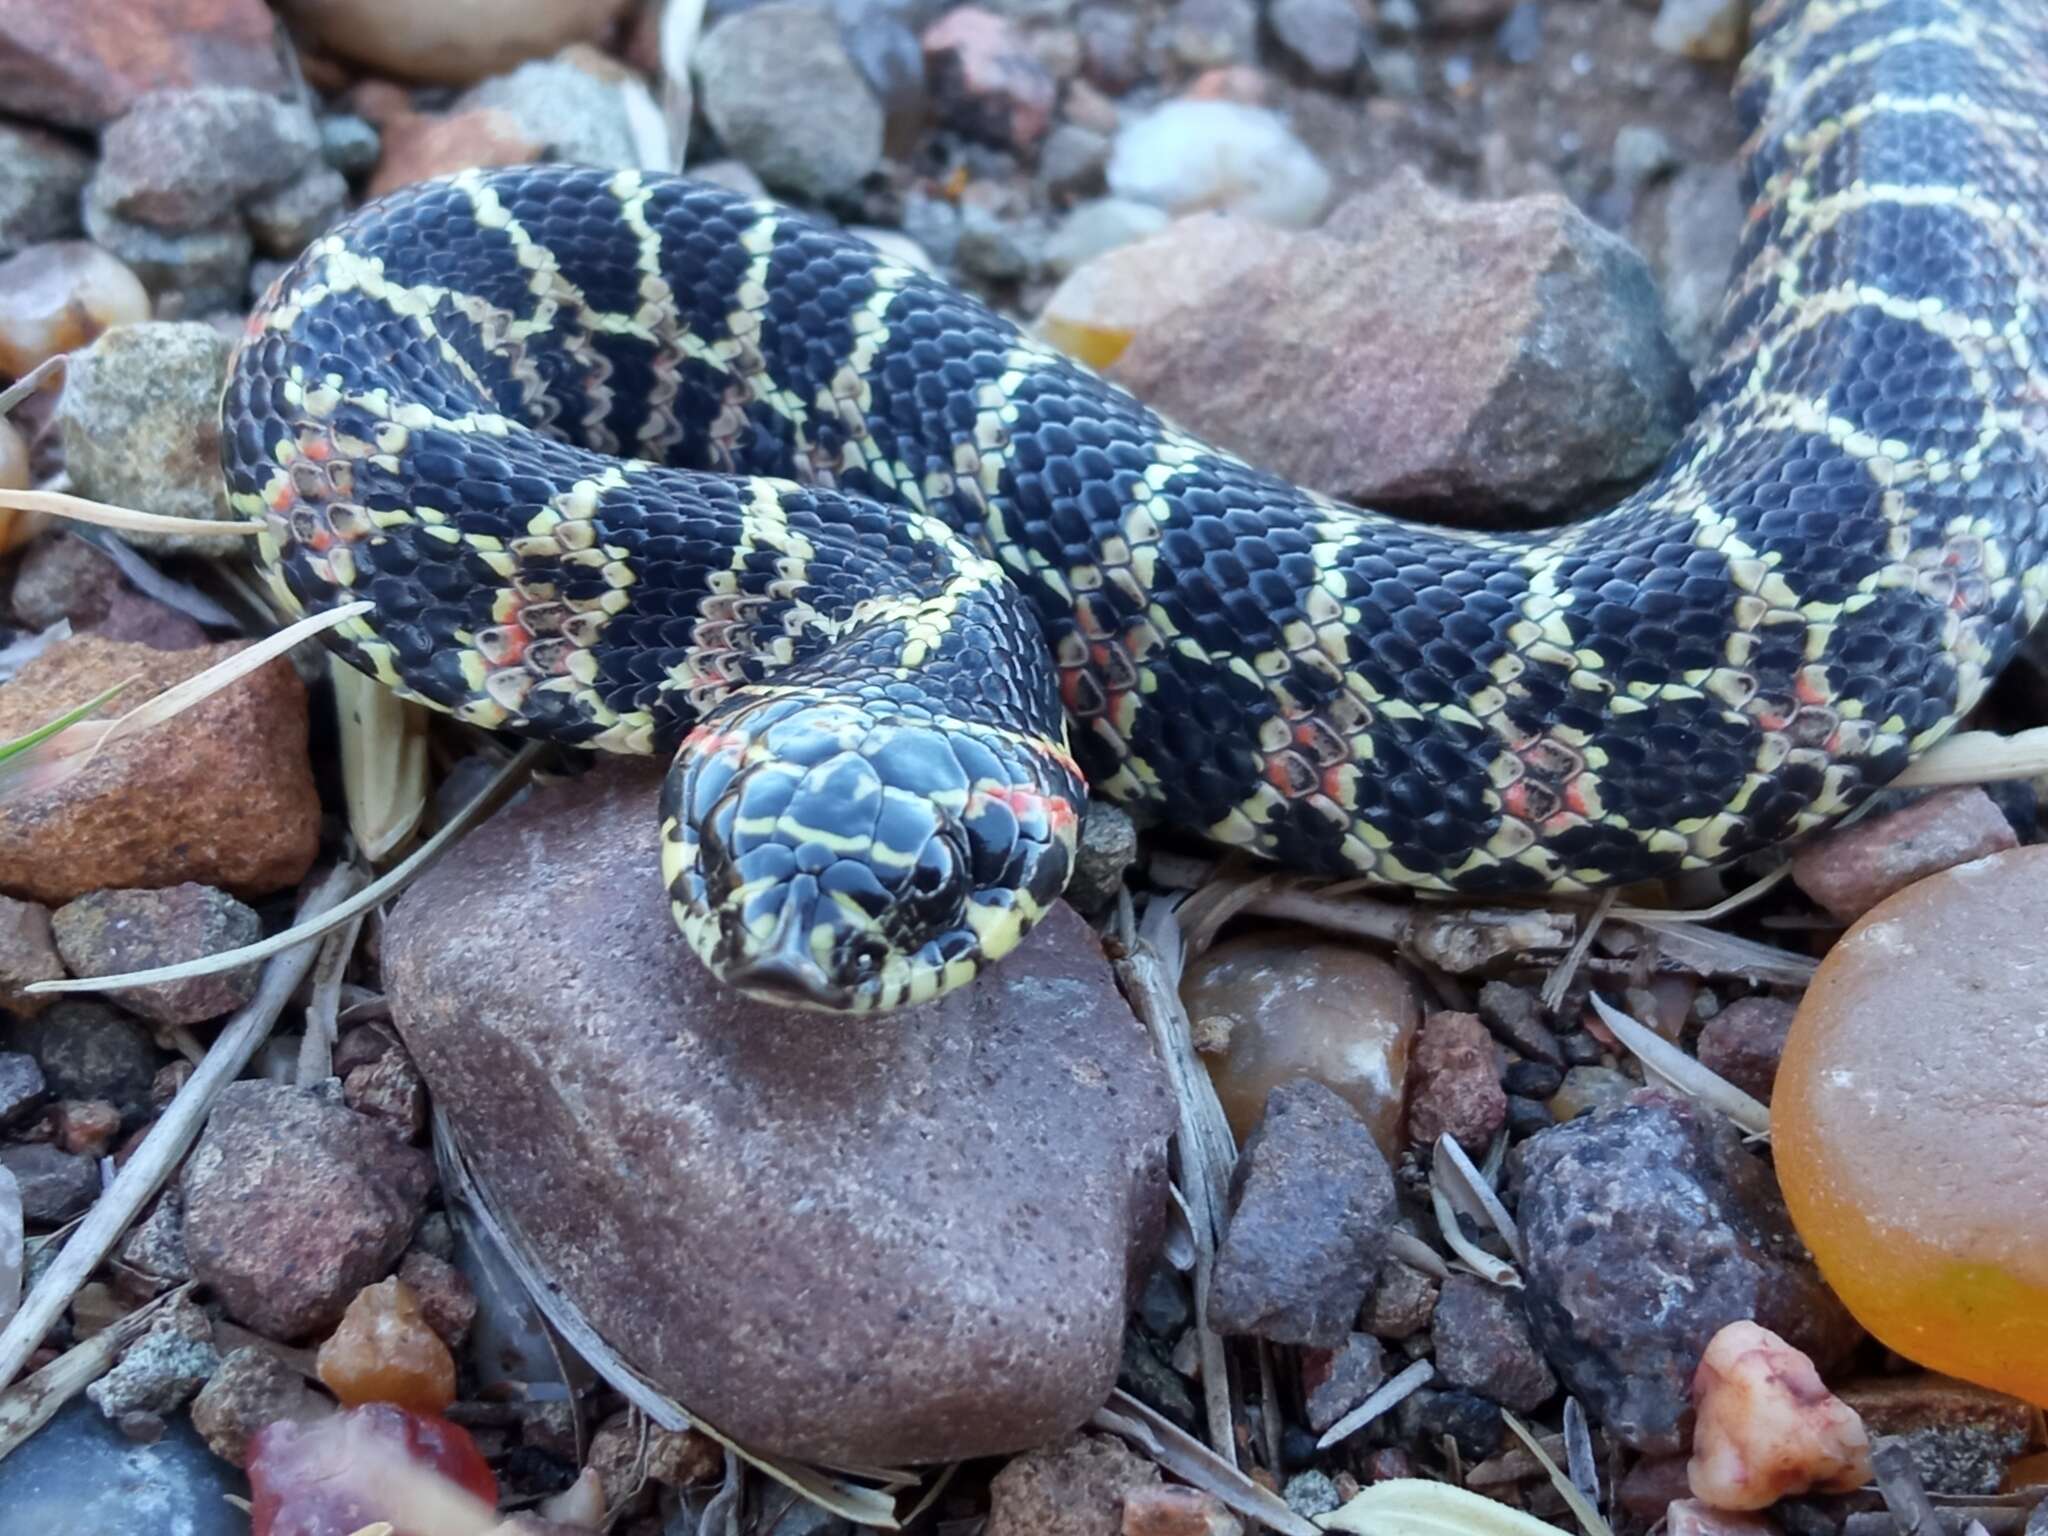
248,1403 -> 498,1536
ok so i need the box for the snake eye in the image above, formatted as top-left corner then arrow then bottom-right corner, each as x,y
844,934 -> 888,979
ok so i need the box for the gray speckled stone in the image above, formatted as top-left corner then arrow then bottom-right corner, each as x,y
387,762 -> 1173,1466
693,4 -> 884,201
0,1395 -> 247,1534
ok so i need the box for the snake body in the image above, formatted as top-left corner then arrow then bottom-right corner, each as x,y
223,0 -> 2048,1013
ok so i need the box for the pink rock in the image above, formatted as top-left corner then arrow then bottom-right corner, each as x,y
1790,787 -> 2018,924
0,0 -> 288,130
1405,1009 -> 1506,1154
923,6 -> 1056,151
1686,1319 -> 1871,1511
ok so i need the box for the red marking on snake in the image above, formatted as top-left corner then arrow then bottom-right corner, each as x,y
1793,671 -> 1828,707
973,782 -> 1078,834
681,724 -> 750,761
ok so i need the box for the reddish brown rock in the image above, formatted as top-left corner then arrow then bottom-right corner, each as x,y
343,1052 -> 428,1141
988,1433 -> 1161,1536
51,1098 -> 120,1157
1431,1274 -> 1557,1412
1123,1485 -> 1243,1536
395,1249 -> 476,1350
923,6 -> 1057,152
0,894 -> 62,1016
1790,787 -> 2017,924
365,106 -> 544,200
1695,996 -> 1795,1104
277,0 -> 635,86
50,884 -> 260,1026
385,762 -> 1173,1466
0,0 -> 289,130
0,635 -> 321,906
190,1345 -> 332,1467
1405,1010 -> 1507,1154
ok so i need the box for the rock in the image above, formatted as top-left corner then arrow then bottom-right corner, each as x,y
92,89 -> 319,233
1405,1010 -> 1506,1154
1043,197 -> 1172,279
278,0 -> 635,85
1835,1375 -> 2036,1496
1123,1486 -> 1244,1536
1429,0 -> 1517,24
0,1164 -> 18,1316
1790,787 -> 2017,925
586,1410 -> 720,1506
0,1051 -> 43,1123
1065,801 -> 1137,914
1103,170 -> 1693,523
181,1080 -> 436,1340
50,885 -> 261,1027
1549,1064 -> 1635,1121
246,165 -> 352,258
320,114 -> 381,176
1207,1079 -> 1397,1348
1303,1332 -> 1387,1431
1645,160 -> 1743,372
1431,1274 -> 1557,1412
1395,1386 -> 1505,1460
1107,100 -> 1329,228
694,5 -> 885,202
0,634 -> 321,904
923,6 -> 1057,152
2,1001 -> 159,1115
396,1248 -> 477,1349
52,1098 -> 120,1157
986,1433 -> 1161,1536
0,242 -> 152,380
1268,0 -> 1365,80
365,106 -> 545,200
456,52 -> 640,170
1652,0 -> 1747,60
385,762 -> 1173,1466
1283,1470 -> 1342,1519
80,196 -> 251,315
1040,123 -> 1111,200
1155,0 -> 1259,69
0,894 -> 63,1017
0,0 -> 289,130
0,124 -> 91,257
9,533 -> 124,632
1695,997 -> 1794,1104
1686,1320 -> 1871,1510
114,1188 -> 191,1293
190,1344 -> 332,1468
957,203 -> 1047,283
0,1394 -> 248,1533
1475,979 -> 1563,1066
1186,930 -> 1417,1154
343,1052 -> 428,1140
1,1143 -> 99,1223
1514,1093 -> 1859,1453
86,1293 -> 220,1421
1078,7 -> 1145,90
1361,1254 -> 1438,1339
57,322 -> 233,543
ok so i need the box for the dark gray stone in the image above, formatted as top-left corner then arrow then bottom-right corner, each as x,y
92,87 -> 318,231
1431,1274 -> 1556,1412
1,1143 -> 100,1223
0,1395 -> 246,1534
51,883 -> 261,1026
0,123 -> 92,256
3,1000 -> 160,1115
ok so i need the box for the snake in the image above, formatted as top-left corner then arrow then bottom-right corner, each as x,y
221,0 -> 2048,1015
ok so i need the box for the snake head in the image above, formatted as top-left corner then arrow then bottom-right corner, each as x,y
660,695 -> 1083,1014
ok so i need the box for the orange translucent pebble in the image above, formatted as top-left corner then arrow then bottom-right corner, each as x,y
315,1277 -> 458,1413
1774,847 -> 2048,1407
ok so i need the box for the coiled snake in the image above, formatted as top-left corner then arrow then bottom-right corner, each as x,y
222,0 -> 2048,1013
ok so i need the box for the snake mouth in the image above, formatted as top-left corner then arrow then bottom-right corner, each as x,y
724,949 -> 854,1011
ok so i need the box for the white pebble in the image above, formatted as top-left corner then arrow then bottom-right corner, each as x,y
1107,100 -> 1332,229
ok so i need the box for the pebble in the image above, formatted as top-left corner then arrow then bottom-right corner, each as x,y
1124,1486 -> 1244,1536
320,114 -> 382,176
1668,1502 -> 1777,1536
1475,980 -> 1564,1066
80,195 -> 252,316
0,242 -> 152,379
1775,846 -> 2048,1408
2,1000 -> 160,1115
1042,197 -> 1171,279
1078,6 -> 1145,90
1303,1332 -> 1387,1431
343,1051 -> 429,1141
957,202 -> 1047,283
316,1276 -> 457,1412
0,1051 -> 43,1123
1107,100 -> 1330,227
57,322 -> 232,543
1432,1274 -> 1558,1412
985,1433 -> 1160,1536
181,1079 -> 436,1340
1183,930 -> 1417,1155
0,1163 -> 18,1318
10,532 -> 122,631
53,1099 -> 120,1157
0,894 -> 63,1016
1268,0 -> 1365,80
1695,996 -> 1795,1103
0,1143 -> 99,1223
1208,1079 -> 1397,1348
1361,1254 -> 1439,1339
1102,170 -> 1692,522
1790,787 -> 2017,925
1645,160 -> 1744,372
922,7 -> 1055,150
1155,0 -> 1260,70
1514,1093 -> 1860,1452
395,1248 -> 477,1349
1283,1470 -> 1342,1519
585,1409 -> 720,1505
1548,1064 -> 1637,1121
1396,1386 -> 1505,1460
0,634 -> 321,905
0,1394 -> 248,1533
694,5 -> 885,201
1651,0 -> 1747,61
1405,1010 -> 1506,1154
1837,1374 -> 2038,1496
457,51 -> 642,170
245,165 -> 352,259
50,884 -> 261,1027
0,0 -> 288,130
0,124 -> 91,256
92,88 -> 320,232
274,0 -> 637,84
1065,800 -> 1138,913
1040,123 -> 1111,199
85,1292 -> 220,1422
385,762 -> 1173,1466
115,1187 -> 190,1293
191,1344 -> 333,1467
365,106 -> 544,200
1686,1320 -> 1871,1511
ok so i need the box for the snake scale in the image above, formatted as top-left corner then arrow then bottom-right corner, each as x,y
221,0 -> 2048,1014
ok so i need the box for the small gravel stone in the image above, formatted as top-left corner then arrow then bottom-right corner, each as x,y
1405,1010 -> 1506,1154
51,885 -> 261,1027
957,203 -> 1045,283
1396,1387 -> 1505,1460
1837,1376 -> 2037,1496
1078,7 -> 1145,89
694,5 -> 884,201
52,1098 -> 121,1157
1208,1080 -> 1397,1348
114,1188 -> 191,1292
1268,0 -> 1364,80
923,6 -> 1057,151
0,895 -> 63,1017
1,1143 -> 100,1224
1043,197 -> 1171,276
1651,0 -> 1746,60
1514,1093 -> 1859,1453
319,114 -> 382,176
9,532 -> 124,632
1064,801 -> 1138,914
1431,1274 -> 1557,1411
1791,787 -> 2018,924
1,1000 -> 159,1114
986,1432 -> 1160,1536
1108,100 -> 1329,227
1361,1254 -> 1438,1338
81,194 -> 251,315
1502,1060 -> 1562,1099
245,165 -> 351,259
1282,1471 -> 1341,1520
0,241 -> 153,379
1476,980 -> 1563,1066
0,1052 -> 45,1125
1123,1486 -> 1243,1536
86,1294 -> 219,1420
1302,1332 -> 1387,1431
1505,1094 -> 1555,1138
396,1248 -> 478,1349
457,53 -> 640,170
1155,0 -> 1259,69
181,1080 -> 436,1339
190,1345 -> 331,1468
92,88 -> 319,232
343,1052 -> 429,1141
1695,997 -> 1795,1103
1039,122 -> 1111,199
0,123 -> 92,256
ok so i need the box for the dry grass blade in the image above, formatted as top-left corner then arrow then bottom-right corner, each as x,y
1091,1391 -> 1317,1536
1891,726 -> 2048,787
0,1283 -> 192,1463
0,867 -> 360,1391
0,487 -> 266,538
1586,994 -> 1771,1137
658,0 -> 709,163
1608,865 -> 1790,925
1429,1169 -> 1520,1288
1541,889 -> 1612,1011
298,906 -> 368,1086
1325,1475 -> 1595,1536
1563,1396 -> 1599,1510
1433,1135 -> 1523,1264
1621,916 -> 1817,986
430,1110 -> 902,1529
1314,1358 -> 1435,1452
0,355 -> 64,418
26,740 -> 541,998
1502,1410 -> 1615,1536
335,657 -> 430,862
1385,1227 -> 1454,1281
